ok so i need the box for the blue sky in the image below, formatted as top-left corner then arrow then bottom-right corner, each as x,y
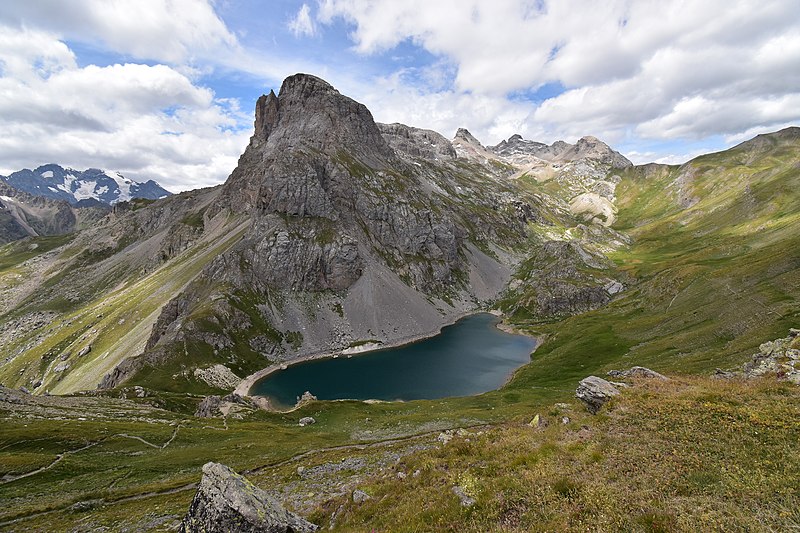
0,0 -> 798,191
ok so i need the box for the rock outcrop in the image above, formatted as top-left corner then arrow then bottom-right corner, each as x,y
607,366 -> 669,381
741,329 -> 800,384
378,123 -> 457,161
180,462 -> 318,533
576,376 -> 620,414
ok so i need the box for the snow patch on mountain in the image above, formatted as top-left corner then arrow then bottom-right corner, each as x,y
0,164 -> 172,206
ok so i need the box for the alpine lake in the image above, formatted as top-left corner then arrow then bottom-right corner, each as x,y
250,313 -> 538,409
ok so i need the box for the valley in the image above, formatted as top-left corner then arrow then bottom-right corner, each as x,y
1,74 -> 798,531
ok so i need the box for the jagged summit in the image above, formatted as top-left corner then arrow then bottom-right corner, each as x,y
454,128 -> 481,144
452,128 -> 495,160
245,73 -> 393,164
222,73 -> 397,211
490,133 -> 631,169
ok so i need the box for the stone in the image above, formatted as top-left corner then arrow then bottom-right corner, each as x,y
297,391 -> 317,404
77,345 -> 92,357
789,328 -> 800,337
604,280 -> 625,295
451,485 -> 476,508
437,431 -> 453,445
561,416 -> 570,425
180,462 -> 318,533
712,368 -> 739,379
195,395 -> 222,418
607,366 -> 669,381
193,364 -> 242,390
352,489 -> 371,504
576,376 -> 620,414
528,414 -> 546,429
299,417 -> 316,427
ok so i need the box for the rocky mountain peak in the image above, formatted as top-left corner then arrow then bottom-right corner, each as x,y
452,128 -> 495,160
569,136 -> 632,169
0,164 -> 171,206
453,128 -> 482,146
246,73 -> 393,164
487,133 -> 631,169
253,90 -> 279,144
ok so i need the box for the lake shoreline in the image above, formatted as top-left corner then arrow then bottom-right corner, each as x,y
234,310 -> 476,399
234,311 -> 539,411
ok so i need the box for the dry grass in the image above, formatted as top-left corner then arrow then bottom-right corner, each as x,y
315,375 -> 800,532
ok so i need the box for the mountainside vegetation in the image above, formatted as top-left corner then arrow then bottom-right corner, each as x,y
1,75 -> 798,531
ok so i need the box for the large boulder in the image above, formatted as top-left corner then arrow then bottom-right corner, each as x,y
180,462 -> 318,533
576,376 -> 620,414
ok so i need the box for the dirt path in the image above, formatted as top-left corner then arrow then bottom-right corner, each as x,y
0,425 -> 475,527
0,424 -> 183,485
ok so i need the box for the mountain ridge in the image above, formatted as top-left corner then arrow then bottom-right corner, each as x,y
1,164 -> 172,206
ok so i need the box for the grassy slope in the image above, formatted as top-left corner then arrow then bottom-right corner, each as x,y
505,132 -> 800,393
1,131 -> 799,530
0,216 -> 250,393
318,376 -> 800,532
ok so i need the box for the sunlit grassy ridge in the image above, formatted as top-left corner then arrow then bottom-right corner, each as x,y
314,376 -> 800,532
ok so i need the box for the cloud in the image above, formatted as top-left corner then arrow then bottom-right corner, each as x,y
288,4 -> 317,38
0,0 -> 238,64
0,26 -> 250,192
318,0 -> 800,151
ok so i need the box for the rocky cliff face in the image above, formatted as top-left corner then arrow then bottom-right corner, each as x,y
0,182 -> 109,244
378,123 -> 457,161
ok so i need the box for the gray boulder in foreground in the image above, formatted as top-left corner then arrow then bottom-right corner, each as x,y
180,462 -> 318,533
576,376 -> 620,414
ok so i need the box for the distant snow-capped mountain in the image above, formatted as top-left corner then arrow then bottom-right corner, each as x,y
0,164 -> 172,206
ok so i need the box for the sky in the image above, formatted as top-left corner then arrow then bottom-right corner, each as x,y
0,0 -> 798,192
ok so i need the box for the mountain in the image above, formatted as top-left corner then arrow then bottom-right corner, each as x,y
0,73 -> 631,396
0,181 -> 109,245
0,74 -> 798,531
1,164 -> 172,206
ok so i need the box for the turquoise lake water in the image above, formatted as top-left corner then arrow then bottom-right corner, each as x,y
250,313 -> 537,408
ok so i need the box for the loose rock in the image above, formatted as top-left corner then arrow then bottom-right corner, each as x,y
576,376 -> 620,414
352,489 -> 371,504
299,417 -> 316,427
451,485 -> 476,508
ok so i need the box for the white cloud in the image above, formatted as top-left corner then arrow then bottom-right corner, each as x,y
289,4 -> 317,38
0,0 -> 238,64
0,26 -> 250,191
318,0 -> 800,151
